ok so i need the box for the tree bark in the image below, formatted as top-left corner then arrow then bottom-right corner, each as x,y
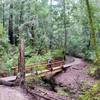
49,0 -> 53,50
63,0 -> 67,56
8,3 -> 14,45
16,37 -> 25,87
19,1 -> 24,25
85,0 -> 99,62
2,2 -> 5,30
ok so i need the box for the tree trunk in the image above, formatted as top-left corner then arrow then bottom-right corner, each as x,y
30,26 -> 35,47
19,1 -> 24,25
49,0 -> 53,50
63,0 -> 67,51
0,38 -> 25,87
14,16 -> 19,46
8,3 -> 14,45
63,0 -> 67,60
16,37 -> 25,87
2,2 -> 5,30
85,0 -> 99,62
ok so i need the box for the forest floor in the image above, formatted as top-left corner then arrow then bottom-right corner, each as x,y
0,56 -> 98,100
0,86 -> 33,100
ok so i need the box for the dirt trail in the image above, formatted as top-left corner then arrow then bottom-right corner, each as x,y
55,57 -> 95,99
0,86 -> 32,100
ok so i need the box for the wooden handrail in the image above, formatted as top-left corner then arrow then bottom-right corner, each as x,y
11,60 -> 64,75
12,60 -> 64,70
12,61 -> 47,69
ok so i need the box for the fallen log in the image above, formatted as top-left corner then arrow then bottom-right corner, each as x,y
0,79 -> 16,86
0,76 -> 16,82
27,86 -> 67,100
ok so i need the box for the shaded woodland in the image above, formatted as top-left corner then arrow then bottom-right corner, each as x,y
0,0 -> 100,100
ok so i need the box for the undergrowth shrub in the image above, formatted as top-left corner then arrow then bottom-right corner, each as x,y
26,49 -> 64,65
51,49 -> 64,59
88,64 -> 100,78
79,84 -> 100,100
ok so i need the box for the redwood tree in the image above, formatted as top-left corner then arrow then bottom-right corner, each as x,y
17,37 -> 25,86
85,0 -> 99,62
8,3 -> 14,44
63,0 -> 67,53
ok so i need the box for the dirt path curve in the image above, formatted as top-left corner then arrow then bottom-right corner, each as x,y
55,57 -> 95,99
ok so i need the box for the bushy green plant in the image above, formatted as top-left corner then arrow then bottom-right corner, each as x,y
51,49 -> 64,59
0,45 -> 18,72
88,67 -> 97,77
88,64 -> 100,77
25,46 -> 33,56
26,51 -> 52,65
26,49 -> 64,65
79,84 -> 100,100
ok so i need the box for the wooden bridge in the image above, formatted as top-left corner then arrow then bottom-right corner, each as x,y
0,60 -> 65,82
0,57 -> 82,83
11,60 -> 65,75
0,57 -> 79,82
0,57 -> 82,100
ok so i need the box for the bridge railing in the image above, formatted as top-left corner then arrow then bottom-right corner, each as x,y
11,60 -> 65,75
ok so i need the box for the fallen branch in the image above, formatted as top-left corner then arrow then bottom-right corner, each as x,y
26,86 -> 67,100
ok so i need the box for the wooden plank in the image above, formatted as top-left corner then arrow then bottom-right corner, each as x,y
0,66 -> 62,82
